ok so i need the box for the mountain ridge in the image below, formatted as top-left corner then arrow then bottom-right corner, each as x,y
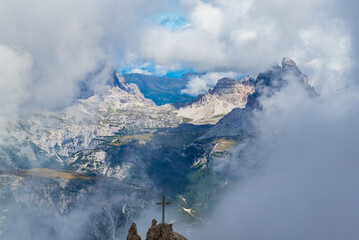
176,77 -> 255,124
0,57 -> 317,239
199,57 -> 317,139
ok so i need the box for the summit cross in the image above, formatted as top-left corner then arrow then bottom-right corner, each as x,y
156,195 -> 171,223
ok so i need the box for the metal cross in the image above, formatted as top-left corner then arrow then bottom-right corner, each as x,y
156,195 -> 171,223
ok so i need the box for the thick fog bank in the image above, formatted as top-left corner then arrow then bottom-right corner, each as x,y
194,80 -> 359,240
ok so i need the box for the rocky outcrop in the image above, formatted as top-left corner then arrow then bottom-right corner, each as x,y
114,72 -> 153,99
146,219 -> 187,240
126,219 -> 187,240
176,77 -> 255,124
127,222 -> 141,240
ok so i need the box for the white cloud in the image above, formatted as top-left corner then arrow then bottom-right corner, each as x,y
139,0 -> 352,97
128,68 -> 153,75
181,72 -> 240,96
0,0 -> 355,118
0,45 -> 33,122
194,76 -> 359,240
190,2 -> 223,35
0,0 -> 168,115
1,0 -> 359,239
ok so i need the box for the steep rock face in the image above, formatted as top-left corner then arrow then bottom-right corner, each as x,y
176,77 -> 255,124
199,57 -> 317,139
198,107 -> 254,139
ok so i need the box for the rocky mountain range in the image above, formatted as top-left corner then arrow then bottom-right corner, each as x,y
0,58 -> 316,239
199,57 -> 317,139
0,73 -> 179,169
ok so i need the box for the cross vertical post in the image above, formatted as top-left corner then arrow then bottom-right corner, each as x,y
156,195 -> 171,223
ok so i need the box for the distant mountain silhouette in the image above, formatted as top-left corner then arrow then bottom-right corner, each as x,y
123,73 -> 202,105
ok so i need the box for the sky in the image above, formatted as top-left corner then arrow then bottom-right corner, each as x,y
0,0 -> 355,119
1,0 -> 359,239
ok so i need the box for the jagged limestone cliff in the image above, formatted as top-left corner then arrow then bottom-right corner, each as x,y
176,77 -> 254,124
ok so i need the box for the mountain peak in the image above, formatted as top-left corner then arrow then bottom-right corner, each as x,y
176,77 -> 255,124
114,72 -> 129,91
282,57 -> 296,67
211,78 -> 242,95
113,72 -> 151,99
281,57 -> 303,77
254,57 -> 315,93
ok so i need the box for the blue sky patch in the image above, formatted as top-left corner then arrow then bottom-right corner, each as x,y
155,12 -> 189,31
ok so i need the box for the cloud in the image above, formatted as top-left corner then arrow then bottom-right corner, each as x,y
0,0 -> 355,118
0,175 -> 160,240
0,45 -> 33,122
333,0 -> 359,83
181,71 -> 242,96
1,1 -> 359,238
128,68 -> 154,75
0,0 -> 169,116
139,0 -> 352,96
193,73 -> 359,239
